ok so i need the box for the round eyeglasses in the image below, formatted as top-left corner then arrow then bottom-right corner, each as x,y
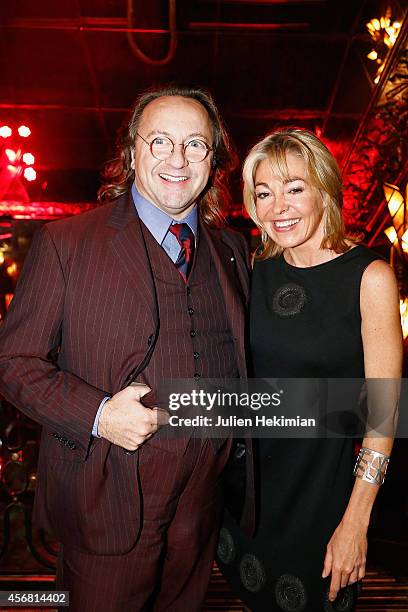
136,132 -> 213,163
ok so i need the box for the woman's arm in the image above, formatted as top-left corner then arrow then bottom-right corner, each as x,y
323,259 -> 403,601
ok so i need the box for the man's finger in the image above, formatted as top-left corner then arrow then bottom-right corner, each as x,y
136,406 -> 167,430
129,382 -> 152,398
153,407 -> 170,426
124,430 -> 156,451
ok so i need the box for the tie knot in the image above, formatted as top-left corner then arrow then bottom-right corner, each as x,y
169,223 -> 194,248
168,223 -> 195,282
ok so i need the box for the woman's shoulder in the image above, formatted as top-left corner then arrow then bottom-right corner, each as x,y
360,257 -> 398,293
360,257 -> 400,337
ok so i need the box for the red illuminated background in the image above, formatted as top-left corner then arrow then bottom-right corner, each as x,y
1,0 -> 407,332
0,0 -> 403,205
0,1 -> 407,608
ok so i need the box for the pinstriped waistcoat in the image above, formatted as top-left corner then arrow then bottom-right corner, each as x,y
141,222 -> 239,383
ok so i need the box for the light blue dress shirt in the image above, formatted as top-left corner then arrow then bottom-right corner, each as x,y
92,185 -> 198,437
131,184 -> 197,260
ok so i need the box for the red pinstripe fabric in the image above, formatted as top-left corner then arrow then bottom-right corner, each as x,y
56,438 -> 232,612
142,222 -> 239,378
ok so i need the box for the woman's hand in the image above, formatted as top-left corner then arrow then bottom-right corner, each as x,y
322,519 -> 367,602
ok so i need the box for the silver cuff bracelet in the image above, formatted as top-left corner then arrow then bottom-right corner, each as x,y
353,447 -> 390,486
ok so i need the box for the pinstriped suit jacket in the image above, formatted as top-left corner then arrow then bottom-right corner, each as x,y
0,191 -> 251,554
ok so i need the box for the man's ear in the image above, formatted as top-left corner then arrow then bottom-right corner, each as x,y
131,150 -> 135,170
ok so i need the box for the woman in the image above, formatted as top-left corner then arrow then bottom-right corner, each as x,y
219,129 -> 402,611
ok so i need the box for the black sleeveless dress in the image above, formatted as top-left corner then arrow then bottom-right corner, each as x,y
219,245 -> 380,612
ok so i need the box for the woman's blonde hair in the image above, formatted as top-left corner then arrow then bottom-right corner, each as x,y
243,128 -> 350,259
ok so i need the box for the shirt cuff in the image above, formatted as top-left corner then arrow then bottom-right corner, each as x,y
92,396 -> 111,438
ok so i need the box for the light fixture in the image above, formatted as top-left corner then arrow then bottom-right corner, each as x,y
384,183 -> 408,340
366,7 -> 402,84
384,226 -> 398,244
0,126 -> 12,138
402,230 -> 408,254
5,149 -> 17,163
4,294 -> 13,310
384,182 -> 405,228
1,125 -> 37,193
7,165 -> 19,176
22,153 -> 35,165
6,262 -> 18,278
400,299 -> 408,340
383,182 -> 407,250
23,167 -> 36,181
18,125 -> 31,138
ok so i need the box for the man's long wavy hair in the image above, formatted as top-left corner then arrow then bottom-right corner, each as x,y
98,84 -> 237,227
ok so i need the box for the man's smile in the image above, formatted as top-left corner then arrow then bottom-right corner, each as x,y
159,173 -> 189,183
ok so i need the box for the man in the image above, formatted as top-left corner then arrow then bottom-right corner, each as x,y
0,85 -> 251,611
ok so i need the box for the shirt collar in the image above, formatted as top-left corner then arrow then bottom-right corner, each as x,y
131,184 -> 198,245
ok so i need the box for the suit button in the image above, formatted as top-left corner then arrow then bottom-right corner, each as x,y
188,307 -> 194,315
147,334 -> 153,346
193,352 -> 200,359
194,373 -> 201,379
190,330 -> 196,338
186,286 -> 191,295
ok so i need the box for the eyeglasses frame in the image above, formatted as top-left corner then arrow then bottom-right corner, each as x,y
136,132 -> 214,163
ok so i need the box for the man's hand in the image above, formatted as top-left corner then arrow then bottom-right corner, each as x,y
98,383 -> 169,450
322,519 -> 367,602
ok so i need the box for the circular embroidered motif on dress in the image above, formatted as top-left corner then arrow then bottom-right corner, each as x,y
217,527 -> 236,565
271,283 -> 307,318
275,574 -> 308,611
239,553 -> 266,592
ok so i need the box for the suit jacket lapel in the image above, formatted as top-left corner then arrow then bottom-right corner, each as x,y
106,192 -> 159,326
201,223 -> 247,377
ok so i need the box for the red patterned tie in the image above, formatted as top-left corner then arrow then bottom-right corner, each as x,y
169,223 -> 195,282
